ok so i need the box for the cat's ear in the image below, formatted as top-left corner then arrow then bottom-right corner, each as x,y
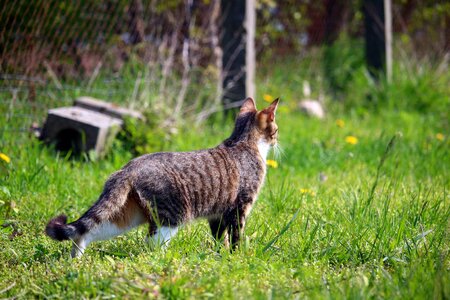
263,98 -> 279,122
239,97 -> 257,114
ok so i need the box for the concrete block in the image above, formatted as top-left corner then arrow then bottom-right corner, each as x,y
41,106 -> 123,156
74,96 -> 144,120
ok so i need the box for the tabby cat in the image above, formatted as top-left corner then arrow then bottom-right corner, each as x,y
46,97 -> 279,257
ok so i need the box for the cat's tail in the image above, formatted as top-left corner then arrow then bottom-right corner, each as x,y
46,171 -> 133,242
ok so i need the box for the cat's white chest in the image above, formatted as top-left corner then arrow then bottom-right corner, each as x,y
257,139 -> 271,161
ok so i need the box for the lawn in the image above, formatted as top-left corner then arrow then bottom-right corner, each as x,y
0,58 -> 449,299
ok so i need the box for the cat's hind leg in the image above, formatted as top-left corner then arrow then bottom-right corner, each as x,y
146,223 -> 179,249
71,197 -> 147,258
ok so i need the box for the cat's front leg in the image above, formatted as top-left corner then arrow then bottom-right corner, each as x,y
208,217 -> 230,249
229,202 -> 253,250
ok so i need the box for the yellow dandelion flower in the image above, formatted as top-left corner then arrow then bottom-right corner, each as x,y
266,159 -> 278,168
0,153 -> 11,163
263,94 -> 273,103
436,133 -> 444,141
345,136 -> 358,145
336,119 -> 345,128
300,188 -> 316,196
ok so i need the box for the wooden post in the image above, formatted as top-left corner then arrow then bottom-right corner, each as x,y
128,0 -> 144,44
363,0 -> 386,79
221,0 -> 246,109
384,0 -> 393,83
245,0 -> 255,99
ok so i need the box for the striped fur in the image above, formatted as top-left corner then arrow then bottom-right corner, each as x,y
45,97 -> 279,257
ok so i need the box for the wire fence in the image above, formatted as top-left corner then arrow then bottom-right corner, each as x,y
1,0 -> 448,137
1,0 -> 224,137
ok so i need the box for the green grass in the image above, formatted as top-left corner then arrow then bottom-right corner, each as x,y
0,56 -> 449,299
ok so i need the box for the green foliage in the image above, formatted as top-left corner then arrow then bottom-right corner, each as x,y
0,49 -> 449,298
337,52 -> 450,114
323,37 -> 366,95
117,111 -> 176,156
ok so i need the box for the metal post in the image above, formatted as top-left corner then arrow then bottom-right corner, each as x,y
384,0 -> 393,83
245,0 -> 255,99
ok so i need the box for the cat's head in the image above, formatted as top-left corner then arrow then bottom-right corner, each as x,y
239,97 -> 279,146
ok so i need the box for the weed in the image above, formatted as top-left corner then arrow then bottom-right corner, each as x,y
0,49 -> 448,298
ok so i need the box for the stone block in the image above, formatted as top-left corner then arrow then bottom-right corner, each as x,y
41,106 -> 123,156
74,96 -> 144,120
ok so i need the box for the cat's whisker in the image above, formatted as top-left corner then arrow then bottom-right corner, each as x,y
272,143 -> 285,161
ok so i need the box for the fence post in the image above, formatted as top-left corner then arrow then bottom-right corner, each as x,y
221,0 -> 246,110
245,0 -> 255,99
128,0 -> 144,44
363,0 -> 386,80
384,0 -> 393,83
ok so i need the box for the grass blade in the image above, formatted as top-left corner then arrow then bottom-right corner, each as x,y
262,208 -> 300,253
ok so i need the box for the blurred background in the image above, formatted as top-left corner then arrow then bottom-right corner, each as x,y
0,0 -> 448,151
0,3 -> 449,297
